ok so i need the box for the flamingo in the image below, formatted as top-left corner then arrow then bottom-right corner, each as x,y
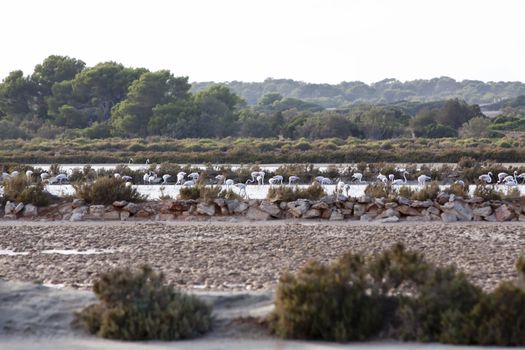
234,183 -> 247,197
215,174 -> 226,185
114,173 -> 121,179
145,159 -> 150,165
128,158 -> 134,164
388,174 -> 395,182
122,175 -> 133,182
225,179 -> 234,190
271,175 -> 284,184
148,173 -> 158,184
454,180 -> 465,187
182,179 -> 195,187
352,173 -> 364,183
40,172 -> 50,181
188,172 -> 199,181
143,172 -> 150,184
162,174 -> 172,184
478,172 -> 493,184
269,177 -> 279,186
497,172 -> 508,184
11,171 -> 19,177
26,170 -> 33,179
250,171 -> 265,185
288,176 -> 300,185
517,173 -> 525,184
176,172 -> 187,185
317,177 -> 332,185
377,172 -> 388,184
501,171 -> 517,184
417,174 -> 431,186
392,171 -> 408,185
55,174 -> 69,184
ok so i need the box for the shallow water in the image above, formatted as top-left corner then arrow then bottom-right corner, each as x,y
43,183 -> 525,200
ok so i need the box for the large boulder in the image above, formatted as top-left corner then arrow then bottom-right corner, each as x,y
246,207 -> 271,220
329,210 -> 344,221
22,204 -> 38,217
196,203 -> 216,216
441,200 -> 473,221
233,201 -> 249,214
411,199 -> 434,208
14,203 -> 24,214
259,201 -> 281,217
353,204 -> 366,217
303,209 -> 321,219
441,211 -> 458,223
398,205 -> 422,217
473,206 -> 493,217
112,200 -> 128,208
495,204 -> 515,222
122,202 -> 140,214
4,201 -> 16,215
72,198 -> 86,208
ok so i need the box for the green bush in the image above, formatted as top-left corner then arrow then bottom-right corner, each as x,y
270,253 -> 388,342
397,185 -> 415,199
74,177 -> 145,205
2,175 -> 54,206
178,186 -> 200,200
77,265 -> 212,340
445,182 -> 468,197
267,182 -> 326,202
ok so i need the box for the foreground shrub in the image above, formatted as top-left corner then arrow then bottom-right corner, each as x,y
445,182 -> 469,197
2,175 -> 54,206
364,182 -> 392,198
270,243 -> 525,346
267,182 -> 326,202
77,265 -> 212,340
74,177 -> 145,205
270,253 -> 388,341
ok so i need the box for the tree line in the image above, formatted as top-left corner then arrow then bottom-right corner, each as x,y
0,55 -> 519,141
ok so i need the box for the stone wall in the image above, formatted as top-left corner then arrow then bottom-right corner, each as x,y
1,192 -> 524,223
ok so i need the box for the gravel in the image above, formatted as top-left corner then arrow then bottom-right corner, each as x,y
0,221 -> 524,291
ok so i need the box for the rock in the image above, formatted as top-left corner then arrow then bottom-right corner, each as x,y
120,211 -> 130,220
441,212 -> 458,223
397,197 -> 411,206
473,206 -> 493,217
169,200 -> 193,211
259,201 -> 281,217
4,201 -> 15,215
311,201 -> 329,210
411,199 -> 433,208
426,206 -> 441,216
72,206 -> 88,215
58,203 -> 73,215
320,195 -> 335,205
495,204 -> 515,222
22,204 -> 37,217
385,202 -> 398,209
72,198 -> 85,208
279,201 -> 288,210
246,207 -> 271,220
484,214 -> 497,222
398,205 -> 422,216
303,209 -> 321,219
374,198 -> 386,207
343,201 -> 354,210
103,210 -> 120,220
436,192 -> 450,205
123,202 -> 140,214
360,214 -> 374,222
89,205 -> 105,215
329,210 -> 344,221
466,196 -> 484,204
225,199 -> 239,213
158,213 -> 175,221
442,200 -> 473,221
213,198 -> 226,208
357,195 -> 372,204
112,200 -> 128,208
70,212 -> 84,221
379,216 -> 399,223
14,202 -> 24,214
135,209 -> 152,218
380,208 -> 400,219
320,209 -> 331,219
353,204 -> 366,217
233,201 -> 249,214
196,203 -> 216,216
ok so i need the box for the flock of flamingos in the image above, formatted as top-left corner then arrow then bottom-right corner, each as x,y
2,166 -> 525,198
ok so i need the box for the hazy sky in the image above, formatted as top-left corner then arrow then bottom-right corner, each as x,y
1,0 -> 524,84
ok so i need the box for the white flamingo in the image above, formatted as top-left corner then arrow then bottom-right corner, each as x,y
182,179 -> 195,187
317,177 -> 332,185
517,173 -> 525,184
234,183 -> 247,197
188,172 -> 199,181
40,172 -> 50,181
501,171 -> 517,184
176,172 -> 187,185
352,173 -> 364,183
269,177 -> 279,186
147,173 -> 158,184
271,175 -> 284,185
114,173 -> 121,179
417,174 -> 431,186
377,172 -> 388,184
215,174 -> 226,185
225,179 -> 234,190
288,175 -> 300,185
250,171 -> 265,185
26,170 -> 33,179
454,180 -> 465,187
55,173 -> 69,184
122,175 -> 133,182
392,171 -> 408,185
143,172 -> 150,184
162,174 -> 172,184
11,171 -> 20,177
478,172 -> 493,184
497,172 -> 508,184
388,174 -> 395,182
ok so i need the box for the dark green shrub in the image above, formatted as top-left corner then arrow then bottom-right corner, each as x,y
74,177 -> 145,205
397,186 -> 415,198
2,175 -> 54,206
267,183 -> 326,202
178,187 -> 200,200
77,265 -> 212,340
464,283 -> 525,346
270,254 -> 388,342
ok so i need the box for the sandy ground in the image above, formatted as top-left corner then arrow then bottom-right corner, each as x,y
1,221 -> 525,349
1,221 -> 524,291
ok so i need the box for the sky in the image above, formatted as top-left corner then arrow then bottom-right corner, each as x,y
1,0 -> 524,84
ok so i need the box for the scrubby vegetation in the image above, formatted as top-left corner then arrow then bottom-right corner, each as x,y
1,175 -> 54,206
267,183 -> 326,202
74,177 -> 145,205
270,243 -> 525,346
77,265 -> 212,341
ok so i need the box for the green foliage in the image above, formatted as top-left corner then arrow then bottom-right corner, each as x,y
76,265 -> 212,340
2,175 -> 54,206
267,183 -> 326,202
74,177 -> 145,205
397,186 -> 415,199
445,182 -> 468,197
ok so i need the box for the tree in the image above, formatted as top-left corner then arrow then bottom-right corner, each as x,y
148,100 -> 198,137
435,99 -> 482,129
0,70 -> 38,119
461,117 -> 492,138
258,92 -> 282,106
111,71 -> 191,137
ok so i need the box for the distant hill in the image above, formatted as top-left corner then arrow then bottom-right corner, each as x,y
191,77 -> 525,108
